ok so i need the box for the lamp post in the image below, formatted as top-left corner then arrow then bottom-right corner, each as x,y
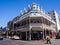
0,27 -> 2,36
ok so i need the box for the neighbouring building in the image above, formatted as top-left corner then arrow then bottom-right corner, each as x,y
7,3 -> 58,40
58,16 -> 60,30
48,10 -> 60,32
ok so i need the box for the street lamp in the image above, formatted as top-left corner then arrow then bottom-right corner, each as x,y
0,27 -> 2,37
0,27 -> 2,33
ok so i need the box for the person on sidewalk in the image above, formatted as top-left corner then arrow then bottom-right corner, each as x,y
46,35 -> 51,44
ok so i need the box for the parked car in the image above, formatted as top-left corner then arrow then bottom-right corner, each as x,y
10,35 -> 20,40
56,33 -> 60,39
0,36 -> 3,40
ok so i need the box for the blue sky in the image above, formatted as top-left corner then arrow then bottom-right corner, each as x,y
0,0 -> 60,27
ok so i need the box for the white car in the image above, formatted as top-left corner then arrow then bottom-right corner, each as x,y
11,36 -> 20,40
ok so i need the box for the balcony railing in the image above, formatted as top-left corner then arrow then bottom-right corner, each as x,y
30,23 -> 42,27
30,23 -> 56,30
14,24 -> 29,30
14,23 -> 56,31
42,24 -> 56,30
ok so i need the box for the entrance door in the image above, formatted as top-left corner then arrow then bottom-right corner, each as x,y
32,31 -> 38,40
32,31 -> 43,40
21,32 -> 26,40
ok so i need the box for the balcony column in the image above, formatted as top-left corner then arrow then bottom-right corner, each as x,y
43,17 -> 45,24
53,31 -> 56,38
51,31 -> 53,38
50,31 -> 52,38
44,29 -> 46,39
49,30 -> 51,37
29,31 -> 31,40
52,31 -> 54,38
29,23 -> 31,40
20,32 -> 21,39
26,31 -> 27,40
28,17 -> 31,40
13,22 -> 14,30
42,18 -> 44,40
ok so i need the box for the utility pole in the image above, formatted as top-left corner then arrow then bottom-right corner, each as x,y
6,27 -> 9,38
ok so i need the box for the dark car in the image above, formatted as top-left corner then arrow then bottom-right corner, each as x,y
56,32 -> 60,39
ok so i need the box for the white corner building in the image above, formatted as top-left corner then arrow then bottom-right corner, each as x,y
7,3 -> 60,40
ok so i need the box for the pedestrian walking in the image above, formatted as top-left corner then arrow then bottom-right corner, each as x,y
46,35 -> 51,44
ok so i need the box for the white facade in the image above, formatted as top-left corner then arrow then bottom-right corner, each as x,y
12,3 -> 56,32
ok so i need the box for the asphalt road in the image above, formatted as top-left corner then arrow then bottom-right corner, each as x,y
0,39 -> 60,45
